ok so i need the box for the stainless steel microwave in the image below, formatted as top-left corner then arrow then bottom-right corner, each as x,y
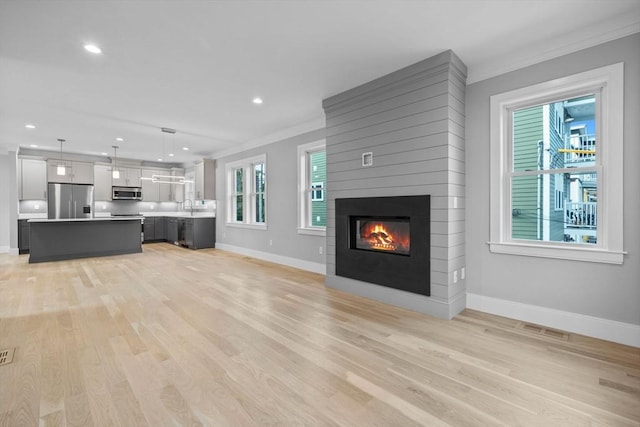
112,186 -> 143,200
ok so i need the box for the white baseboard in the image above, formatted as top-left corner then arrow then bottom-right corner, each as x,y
215,243 -> 326,275
466,293 -> 640,348
0,246 -> 9,254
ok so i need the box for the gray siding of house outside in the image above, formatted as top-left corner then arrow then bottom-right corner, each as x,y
512,106 -> 543,240
323,50 -> 467,319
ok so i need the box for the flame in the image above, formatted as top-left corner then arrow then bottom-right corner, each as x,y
359,221 -> 410,253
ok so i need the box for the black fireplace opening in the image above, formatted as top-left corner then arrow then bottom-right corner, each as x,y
336,195 -> 430,296
351,216 -> 411,256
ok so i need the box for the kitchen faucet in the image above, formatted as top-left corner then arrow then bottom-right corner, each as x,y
183,199 -> 194,215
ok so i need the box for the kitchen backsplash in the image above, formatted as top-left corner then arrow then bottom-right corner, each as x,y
20,199 -> 216,215
19,200 -> 47,214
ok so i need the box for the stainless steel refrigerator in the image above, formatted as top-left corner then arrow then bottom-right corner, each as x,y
47,183 -> 94,219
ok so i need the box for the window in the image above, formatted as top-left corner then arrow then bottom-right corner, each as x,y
311,182 -> 324,201
489,63 -> 624,264
298,140 -> 326,235
226,154 -> 267,228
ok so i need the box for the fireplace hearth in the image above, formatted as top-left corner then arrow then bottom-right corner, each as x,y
336,195 -> 430,296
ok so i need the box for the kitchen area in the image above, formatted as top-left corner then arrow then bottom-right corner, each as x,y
17,150 -> 217,263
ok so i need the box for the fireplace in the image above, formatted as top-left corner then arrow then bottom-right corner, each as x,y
336,195 -> 430,296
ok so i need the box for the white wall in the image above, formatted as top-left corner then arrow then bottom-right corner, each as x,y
214,129 -> 326,273
465,34 -> 640,345
0,150 -> 18,253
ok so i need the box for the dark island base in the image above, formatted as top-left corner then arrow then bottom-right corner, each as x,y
29,219 -> 142,263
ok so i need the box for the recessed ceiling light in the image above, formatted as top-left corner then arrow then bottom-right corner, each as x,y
168,153 -> 174,157
25,124 -> 36,129
252,97 -> 263,105
100,152 -> 108,156
30,144 -> 38,148
115,137 -> 123,142
182,147 -> 189,151
84,44 -> 102,54
157,158 -> 163,162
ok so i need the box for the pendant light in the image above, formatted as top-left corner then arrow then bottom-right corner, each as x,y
112,145 -> 120,179
56,139 -> 66,175
138,127 -> 193,184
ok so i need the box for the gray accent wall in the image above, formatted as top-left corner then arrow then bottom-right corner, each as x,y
323,50 -> 467,319
214,129 -> 327,268
465,34 -> 640,326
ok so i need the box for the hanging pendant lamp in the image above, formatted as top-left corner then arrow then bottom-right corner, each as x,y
112,145 -> 120,179
56,139 -> 66,176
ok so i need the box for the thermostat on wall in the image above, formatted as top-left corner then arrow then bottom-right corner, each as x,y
362,152 -> 373,167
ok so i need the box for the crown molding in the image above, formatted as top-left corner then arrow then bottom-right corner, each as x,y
209,116 -> 325,160
468,17 -> 639,84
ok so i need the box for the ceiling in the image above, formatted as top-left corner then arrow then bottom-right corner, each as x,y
1,0 -> 638,166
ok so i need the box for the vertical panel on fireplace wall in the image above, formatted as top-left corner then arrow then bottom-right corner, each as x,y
323,50 -> 466,319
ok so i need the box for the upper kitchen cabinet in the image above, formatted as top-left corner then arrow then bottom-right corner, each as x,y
19,158 -> 47,200
47,160 -> 94,184
194,159 -> 215,200
141,168 -> 171,202
170,168 -> 185,202
94,164 -> 112,201
112,167 -> 141,187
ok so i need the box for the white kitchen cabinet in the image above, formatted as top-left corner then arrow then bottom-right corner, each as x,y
194,159 -> 215,200
112,167 -> 141,187
141,169 -> 161,201
70,161 -> 94,184
94,165 -> 112,201
47,160 -> 94,184
19,159 -> 47,200
170,168 -> 184,202
141,168 -> 174,202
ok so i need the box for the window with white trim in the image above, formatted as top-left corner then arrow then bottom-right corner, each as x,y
297,140 -> 326,235
226,154 -> 267,228
489,63 -> 624,264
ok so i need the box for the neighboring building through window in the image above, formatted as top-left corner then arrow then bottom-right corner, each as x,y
226,154 -> 267,228
489,63 -> 624,264
298,140 -> 326,235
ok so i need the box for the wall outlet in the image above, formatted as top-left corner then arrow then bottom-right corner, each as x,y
269,239 -> 273,246
453,196 -> 458,209
150,204 -> 154,209
34,204 -> 40,210
461,267 -> 466,280
223,232 -> 226,238
319,246 -> 323,254
453,270 -> 458,283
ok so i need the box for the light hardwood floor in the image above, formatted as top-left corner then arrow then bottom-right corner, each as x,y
1,244 -> 638,426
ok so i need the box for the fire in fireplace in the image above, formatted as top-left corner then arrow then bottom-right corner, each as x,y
353,218 -> 410,255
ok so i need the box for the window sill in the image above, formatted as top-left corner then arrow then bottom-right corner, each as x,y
297,227 -> 326,237
488,241 -> 625,264
226,222 -> 267,231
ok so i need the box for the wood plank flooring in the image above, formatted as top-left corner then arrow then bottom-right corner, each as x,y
1,243 -> 639,426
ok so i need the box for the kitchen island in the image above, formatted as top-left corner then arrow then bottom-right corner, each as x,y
28,217 -> 142,263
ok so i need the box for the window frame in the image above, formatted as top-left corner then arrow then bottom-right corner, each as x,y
225,154 -> 267,230
297,140 -> 326,236
489,62 -> 624,264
